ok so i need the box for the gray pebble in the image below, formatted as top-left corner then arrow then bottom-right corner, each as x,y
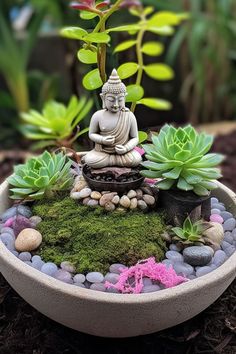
173,262 -> 194,276
142,277 -> 153,286
17,205 -> 32,219
29,216 -> 42,226
211,203 -> 226,211
32,259 -> 45,270
221,241 -> 232,251
90,283 -> 106,292
211,209 -> 221,215
74,283 -> 86,288
211,197 -> 219,205
183,246 -> 213,266
86,272 -> 104,283
223,218 -> 236,231
166,250 -> 184,262
188,274 -> 196,280
109,263 -> 127,274
79,188 -> 92,198
73,274 -> 86,283
24,261 -> 32,266
162,259 -> 173,267
169,244 -> 182,252
1,227 -> 15,236
104,272 -> 119,284
231,229 -> 236,239
106,287 -> 119,293
11,250 -> 19,257
196,266 -> 213,277
224,234 -> 234,244
31,255 -> 41,262
0,207 -> 17,222
224,246 -> 235,257
212,250 -> 227,266
87,199 -> 99,207
60,261 -> 76,273
18,252 -> 32,261
141,285 -> 161,293
220,211 -> 233,221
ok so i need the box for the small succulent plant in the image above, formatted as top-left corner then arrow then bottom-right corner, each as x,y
171,217 -> 208,245
141,124 -> 224,196
8,151 -> 73,200
20,95 -> 93,149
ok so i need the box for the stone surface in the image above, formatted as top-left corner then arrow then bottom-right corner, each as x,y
79,188 -> 92,199
29,215 -> 42,226
87,199 -> 99,207
202,222 -> 224,249
210,214 -> 224,224
91,191 -> 102,200
127,190 -> 137,199
142,194 -> 155,206
86,272 -> 104,283
12,215 -> 34,236
82,197 -> 90,205
130,198 -> 138,209
111,195 -> 120,205
137,200 -> 148,211
15,228 -> 42,252
60,261 -> 76,273
119,196 -> 131,208
99,193 -> 117,207
74,180 -> 88,192
104,202 -> 115,212
183,246 -> 213,266
136,189 -> 143,199
223,218 -> 236,231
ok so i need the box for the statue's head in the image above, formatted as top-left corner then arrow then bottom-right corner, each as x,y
100,69 -> 127,113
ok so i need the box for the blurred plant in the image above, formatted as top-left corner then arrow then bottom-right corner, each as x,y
8,151 -> 73,200
171,216 -> 207,245
166,0 -> 236,123
141,124 -> 224,196
60,1 -> 187,113
20,95 -> 93,149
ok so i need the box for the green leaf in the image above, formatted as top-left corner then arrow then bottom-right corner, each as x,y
157,178 -> 175,190
183,217 -> 192,231
177,177 -> 193,191
117,62 -> 139,80
172,227 -> 185,239
80,11 -> 98,20
140,170 -> 163,179
147,25 -> 174,36
114,40 -> 137,53
83,32 -> 111,44
174,150 -> 191,161
144,6 -> 155,16
148,12 -> 182,27
107,24 -> 141,33
193,185 -> 209,196
141,42 -> 164,56
126,85 -> 144,102
144,64 -> 174,80
60,27 -> 88,40
138,131 -> 148,144
162,166 -> 182,179
82,69 -> 103,90
138,98 -> 172,110
77,49 -> 97,64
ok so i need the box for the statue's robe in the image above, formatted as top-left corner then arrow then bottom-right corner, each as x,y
85,110 -> 141,169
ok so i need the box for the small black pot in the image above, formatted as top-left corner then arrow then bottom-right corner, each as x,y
159,189 -> 211,225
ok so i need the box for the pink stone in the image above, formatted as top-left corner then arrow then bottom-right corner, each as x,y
210,214 -> 224,224
144,178 -> 157,186
4,217 -> 15,227
12,215 -> 34,236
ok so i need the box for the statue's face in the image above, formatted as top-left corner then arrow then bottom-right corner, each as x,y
103,93 -> 126,113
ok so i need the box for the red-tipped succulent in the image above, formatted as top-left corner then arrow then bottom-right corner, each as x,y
70,0 -> 110,12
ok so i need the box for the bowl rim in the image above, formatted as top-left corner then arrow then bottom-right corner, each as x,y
0,180 -> 236,305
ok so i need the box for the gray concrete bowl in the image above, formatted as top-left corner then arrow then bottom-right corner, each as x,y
0,181 -> 235,338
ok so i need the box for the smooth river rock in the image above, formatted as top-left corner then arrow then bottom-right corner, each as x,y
183,246 -> 214,266
15,228 -> 42,252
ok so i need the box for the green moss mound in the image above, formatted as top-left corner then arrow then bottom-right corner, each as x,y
33,197 -> 167,273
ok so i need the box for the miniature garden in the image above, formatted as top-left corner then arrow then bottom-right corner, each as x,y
0,0 -> 236,346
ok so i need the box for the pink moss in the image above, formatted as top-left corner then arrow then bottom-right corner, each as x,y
105,257 -> 188,294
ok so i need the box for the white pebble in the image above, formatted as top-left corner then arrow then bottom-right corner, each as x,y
60,261 -> 75,273
223,218 -> 236,231
166,250 -> 184,262
18,252 -> 32,262
54,269 -> 73,283
31,255 -> 41,262
104,272 -> 119,284
109,264 -> 127,274
225,246 -> 235,257
90,283 -> 106,292
220,211 -> 233,221
86,272 -> 104,283
73,274 -> 86,283
41,262 -> 58,276
196,266 -> 213,277
173,262 -> 194,276
212,250 -> 227,266
211,209 -> 221,215
32,259 -> 45,270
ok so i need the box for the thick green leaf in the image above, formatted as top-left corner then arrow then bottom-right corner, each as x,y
126,84 -> 144,102
60,27 -> 88,40
147,25 -> 174,36
83,32 -> 111,44
148,12 -> 182,27
80,11 -> 98,20
144,64 -> 174,80
172,227 -> 185,239
114,40 -> 137,53
162,166 -> 182,179
82,69 -> 103,90
117,62 -> 139,79
77,49 -> 97,64
157,178 -> 175,190
177,177 -> 193,191
193,185 -> 209,196
138,131 -> 148,144
141,42 -> 164,56
107,24 -> 141,33
174,150 -> 191,161
138,98 -> 172,110
140,170 -> 163,178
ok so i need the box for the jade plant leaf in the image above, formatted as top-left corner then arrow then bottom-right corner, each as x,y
141,42 -> 164,56
80,11 -> 98,20
117,62 -> 139,79
82,69 -> 103,90
126,84 -> 144,102
83,32 -> 111,44
77,49 -> 97,64
60,27 -> 88,40
114,40 -> 137,53
138,98 -> 172,110
144,64 -> 174,80
138,131 -> 148,144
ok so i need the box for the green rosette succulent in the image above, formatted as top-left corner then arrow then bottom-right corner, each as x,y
8,151 -> 73,200
141,124 -> 224,196
171,217 -> 208,245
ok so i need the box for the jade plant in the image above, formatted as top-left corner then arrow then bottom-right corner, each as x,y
8,151 -> 73,200
61,1 -> 187,112
20,95 -> 93,149
171,216 -> 208,245
141,124 -> 224,196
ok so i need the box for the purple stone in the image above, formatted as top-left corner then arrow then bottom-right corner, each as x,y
12,215 -> 34,236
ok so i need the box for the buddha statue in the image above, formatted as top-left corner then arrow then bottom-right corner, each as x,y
84,69 -> 142,169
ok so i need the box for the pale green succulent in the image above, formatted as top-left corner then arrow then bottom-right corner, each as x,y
20,95 -> 93,149
141,124 -> 224,196
171,217 -> 208,245
8,151 -> 73,200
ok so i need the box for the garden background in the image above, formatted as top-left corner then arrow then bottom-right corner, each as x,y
0,0 -> 235,353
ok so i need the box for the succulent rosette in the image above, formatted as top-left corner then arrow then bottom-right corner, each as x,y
141,124 -> 224,196
8,151 -> 73,200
